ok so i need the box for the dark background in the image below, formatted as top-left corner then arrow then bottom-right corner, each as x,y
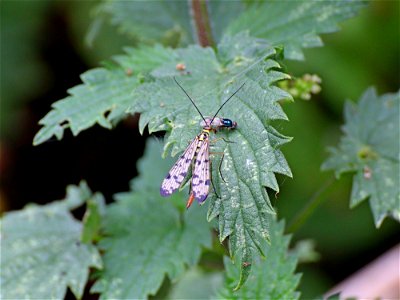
1,1 -> 399,298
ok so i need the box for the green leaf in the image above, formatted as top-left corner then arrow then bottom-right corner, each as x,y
96,1 -> 246,47
0,1 -> 49,138
132,32 -> 292,288
95,1 -> 365,60
326,292 -> 342,300
91,139 -> 212,299
0,183 -> 102,300
322,88 -> 400,226
225,1 -> 367,60
98,1 -> 193,46
55,180 -> 93,210
81,192 -> 106,243
290,239 -> 321,264
207,2 -> 245,43
168,268 -> 224,299
217,220 -> 301,299
130,139 -> 171,192
33,45 -> 175,145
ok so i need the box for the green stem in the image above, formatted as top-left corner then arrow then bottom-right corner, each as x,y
287,176 -> 336,233
190,0 -> 215,47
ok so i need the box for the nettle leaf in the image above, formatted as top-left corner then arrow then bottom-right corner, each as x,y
97,1 -> 245,46
33,45 -> 175,145
218,220 -> 301,299
91,139 -> 211,299
168,268 -> 224,299
0,182 -> 102,300
225,1 -> 367,60
322,88 -> 400,226
99,0 -> 193,46
96,1 -> 364,60
130,139 -> 171,192
131,32 -> 292,288
81,192 -> 106,243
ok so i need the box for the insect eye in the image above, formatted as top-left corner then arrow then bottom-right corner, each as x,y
223,119 -> 232,127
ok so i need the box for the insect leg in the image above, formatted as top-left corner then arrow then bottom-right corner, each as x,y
210,151 -> 226,183
218,152 -> 225,183
210,137 -> 235,144
209,160 -> 221,199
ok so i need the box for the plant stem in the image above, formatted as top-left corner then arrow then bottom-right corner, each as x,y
287,176 -> 336,233
190,0 -> 215,47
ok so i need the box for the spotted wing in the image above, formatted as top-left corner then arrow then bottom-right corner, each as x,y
160,136 -> 199,197
191,138 -> 210,203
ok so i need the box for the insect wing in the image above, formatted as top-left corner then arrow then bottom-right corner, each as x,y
160,137 -> 198,197
191,138 -> 210,203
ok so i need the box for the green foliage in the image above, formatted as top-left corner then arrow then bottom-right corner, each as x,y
33,45 -> 175,145
0,182 -> 102,299
98,1 -> 192,46
27,1 -> 376,297
91,140 -> 211,299
0,0 -> 49,138
168,268 -> 224,299
226,0 -> 367,60
96,1 -> 245,47
290,239 -> 321,264
278,73 -> 322,101
218,220 -> 301,299
322,88 -> 400,226
97,1 -> 365,60
133,32 -> 292,288
81,192 -> 106,243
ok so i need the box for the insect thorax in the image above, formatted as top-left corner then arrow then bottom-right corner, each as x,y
200,117 -> 237,130
199,129 -> 210,141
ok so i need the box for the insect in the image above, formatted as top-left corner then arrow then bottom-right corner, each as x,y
160,77 -> 245,208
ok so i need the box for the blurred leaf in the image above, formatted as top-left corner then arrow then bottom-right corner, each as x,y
0,183 -> 102,299
285,1 -> 399,114
225,1 -> 367,60
290,239 -> 320,263
322,88 -> 400,226
81,192 -> 106,243
33,45 -> 175,145
53,180 -> 93,210
96,1 -> 246,47
132,32 -> 292,288
91,139 -> 212,299
217,220 -> 300,299
130,139 -> 171,192
208,1 -> 245,42
98,0 -> 193,46
168,268 -> 224,299
0,0 -> 49,138
67,1 -> 135,66
94,1 -> 365,60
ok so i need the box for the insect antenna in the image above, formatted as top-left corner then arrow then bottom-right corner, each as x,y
210,82 -> 245,124
173,77 -> 207,124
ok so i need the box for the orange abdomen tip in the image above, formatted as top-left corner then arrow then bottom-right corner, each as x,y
186,193 -> 195,209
